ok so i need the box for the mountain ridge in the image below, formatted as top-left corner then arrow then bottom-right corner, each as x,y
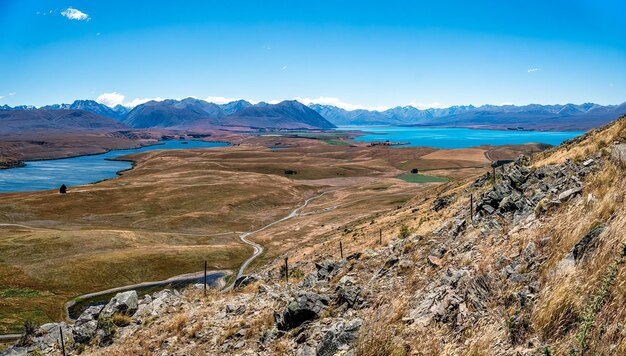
2,99 -> 625,131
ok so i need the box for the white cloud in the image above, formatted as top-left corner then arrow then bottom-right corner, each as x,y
8,92 -> 15,96
282,66 -> 287,70
527,68 -> 541,73
204,96 -> 239,104
124,97 -> 164,107
96,92 -> 163,108
61,7 -> 90,21
408,101 -> 450,110
294,96 -> 389,111
96,92 -> 125,107
0,96 -> 4,100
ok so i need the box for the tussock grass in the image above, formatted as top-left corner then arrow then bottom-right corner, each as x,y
356,294 -> 408,356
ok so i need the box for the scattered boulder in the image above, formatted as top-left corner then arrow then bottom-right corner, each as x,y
432,195 -> 454,212
300,272 -> 318,288
274,293 -> 329,331
100,290 -> 139,318
315,260 -> 342,280
72,305 -> 104,344
558,187 -> 582,202
568,224 -> 606,263
316,318 -> 362,356
225,304 -> 246,315
72,320 -> 98,344
234,274 -> 260,289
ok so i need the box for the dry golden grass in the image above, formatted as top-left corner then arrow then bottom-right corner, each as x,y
356,294 -> 409,356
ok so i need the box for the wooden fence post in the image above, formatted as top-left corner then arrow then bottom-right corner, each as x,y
204,260 -> 207,296
340,241 -> 343,259
284,257 -> 289,283
59,326 -> 66,356
379,228 -> 382,245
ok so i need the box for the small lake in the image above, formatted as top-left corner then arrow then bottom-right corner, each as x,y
0,140 -> 228,193
337,126 -> 584,149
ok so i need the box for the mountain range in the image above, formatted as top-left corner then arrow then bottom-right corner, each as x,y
0,109 -> 127,135
310,102 -> 626,131
0,99 -> 336,131
2,99 -> 626,131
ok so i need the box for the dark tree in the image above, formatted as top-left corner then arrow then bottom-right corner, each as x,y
411,168 -> 419,174
59,184 -> 67,194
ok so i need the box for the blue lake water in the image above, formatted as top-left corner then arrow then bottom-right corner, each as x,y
0,140 -> 228,193
337,126 -> 584,149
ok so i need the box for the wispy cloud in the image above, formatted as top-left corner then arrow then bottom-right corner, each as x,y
96,92 -> 163,107
0,96 -> 4,100
408,101 -> 450,110
204,96 -> 239,104
8,92 -> 15,96
125,97 -> 163,107
527,68 -> 541,73
294,96 -> 389,111
282,66 -> 288,70
61,7 -> 90,21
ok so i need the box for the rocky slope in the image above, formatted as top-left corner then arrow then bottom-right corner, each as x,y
3,116 -> 625,355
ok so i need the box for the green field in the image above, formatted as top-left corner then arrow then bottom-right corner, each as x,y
397,173 -> 448,183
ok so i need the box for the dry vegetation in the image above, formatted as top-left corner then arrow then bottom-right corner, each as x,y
78,117 -> 626,355
0,135 -> 533,335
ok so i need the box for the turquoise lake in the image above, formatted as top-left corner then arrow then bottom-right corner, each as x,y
337,126 -> 584,149
0,140 -> 228,193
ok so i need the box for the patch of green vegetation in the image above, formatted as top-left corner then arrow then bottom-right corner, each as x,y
0,308 -> 51,334
0,288 -> 40,298
397,173 -> 448,183
321,139 -> 351,146
399,225 -> 411,239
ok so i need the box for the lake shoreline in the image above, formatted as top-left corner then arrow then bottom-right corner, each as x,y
0,140 -> 231,193
335,126 -> 584,149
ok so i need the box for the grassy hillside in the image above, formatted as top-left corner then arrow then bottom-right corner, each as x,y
71,116 -> 626,355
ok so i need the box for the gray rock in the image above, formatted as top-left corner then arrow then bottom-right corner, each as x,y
569,224 -> 606,262
316,319 -> 362,356
225,304 -> 246,315
72,319 -> 98,344
100,290 -> 139,318
383,256 -> 399,268
234,274 -> 260,289
76,305 -> 104,322
0,347 -> 28,356
274,293 -> 329,331
315,260 -> 342,280
30,323 -> 72,353
300,272 -> 318,288
451,218 -> 466,237
558,187 -> 582,202
432,195 -> 454,212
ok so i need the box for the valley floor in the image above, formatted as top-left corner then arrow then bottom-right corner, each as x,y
0,132 -> 540,336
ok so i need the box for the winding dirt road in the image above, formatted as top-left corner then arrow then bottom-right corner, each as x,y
225,190 -> 329,289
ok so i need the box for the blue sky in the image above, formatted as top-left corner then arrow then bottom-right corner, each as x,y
1,0 -> 625,109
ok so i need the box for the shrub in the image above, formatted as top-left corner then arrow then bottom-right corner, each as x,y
399,225 -> 411,239
15,320 -> 37,347
111,313 -> 132,327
